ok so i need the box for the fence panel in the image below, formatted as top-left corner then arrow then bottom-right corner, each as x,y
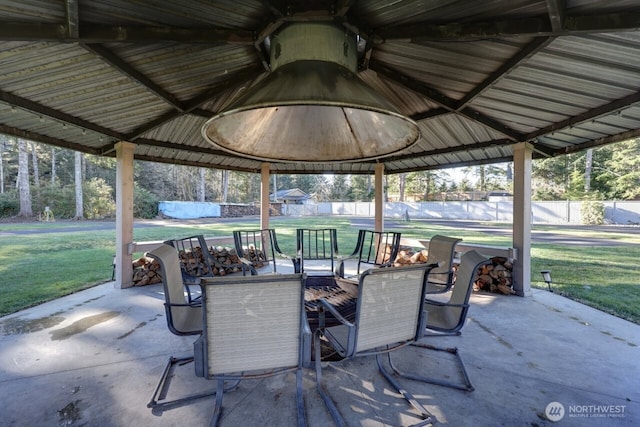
277,200 -> 640,224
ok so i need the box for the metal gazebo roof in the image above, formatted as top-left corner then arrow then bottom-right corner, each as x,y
1,0 -> 639,174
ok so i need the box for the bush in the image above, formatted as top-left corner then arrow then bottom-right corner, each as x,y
33,184 -> 78,219
0,191 -> 19,216
84,178 -> 115,219
581,201 -> 605,225
134,185 -> 158,219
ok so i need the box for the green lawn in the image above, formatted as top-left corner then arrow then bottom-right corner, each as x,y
1,217 -> 639,324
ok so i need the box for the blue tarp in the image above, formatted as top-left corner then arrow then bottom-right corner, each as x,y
158,201 -> 221,219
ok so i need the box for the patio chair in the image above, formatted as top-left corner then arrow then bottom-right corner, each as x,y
314,263 -> 438,426
410,250 -> 492,391
193,273 -> 311,427
295,228 -> 339,275
424,249 -> 490,336
335,229 -> 401,279
146,243 -> 215,409
424,235 -> 462,294
232,228 -> 293,274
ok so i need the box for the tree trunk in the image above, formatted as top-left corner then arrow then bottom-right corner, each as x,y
584,148 -> 593,192
31,141 -> 39,187
74,151 -> 84,220
398,173 -> 406,202
198,167 -> 206,202
17,139 -> 33,217
479,166 -> 486,191
272,174 -> 277,201
51,147 -> 56,186
221,170 -> 229,203
384,175 -> 389,202
0,136 -> 5,193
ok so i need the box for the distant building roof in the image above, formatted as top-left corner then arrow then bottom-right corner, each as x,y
271,188 -> 310,202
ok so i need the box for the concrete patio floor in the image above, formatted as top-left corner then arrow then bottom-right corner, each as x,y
1,274 -> 638,426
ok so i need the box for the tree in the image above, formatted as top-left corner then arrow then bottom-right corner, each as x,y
51,147 -> 57,186
533,155 -> 571,200
31,141 -> 39,187
584,149 -> 593,192
476,164 -> 509,192
198,167 -> 206,202
328,175 -> 352,201
351,174 -> 373,201
221,170 -> 229,202
17,139 -> 32,217
74,151 -> 84,219
601,138 -> 640,199
398,173 -> 407,201
0,135 -> 6,193
405,171 -> 440,201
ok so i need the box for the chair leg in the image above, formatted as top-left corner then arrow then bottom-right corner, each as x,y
423,329 -> 462,337
314,330 -> 347,427
376,354 -> 436,426
209,379 -> 226,427
295,367 -> 307,427
400,343 -> 474,392
147,356 -> 217,410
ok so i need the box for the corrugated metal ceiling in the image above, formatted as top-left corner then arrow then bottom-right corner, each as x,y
0,0 -> 639,174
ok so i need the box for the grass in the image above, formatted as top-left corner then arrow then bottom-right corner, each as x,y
1,217 -> 639,324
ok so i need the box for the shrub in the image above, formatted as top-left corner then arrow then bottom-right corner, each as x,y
581,200 -> 605,225
33,184 -> 77,219
0,191 -> 19,216
84,178 -> 115,219
134,185 -> 158,219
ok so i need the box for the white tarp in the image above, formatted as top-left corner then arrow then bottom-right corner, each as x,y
158,201 -> 221,219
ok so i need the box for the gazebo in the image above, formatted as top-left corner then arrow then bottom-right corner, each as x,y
1,1 -> 639,294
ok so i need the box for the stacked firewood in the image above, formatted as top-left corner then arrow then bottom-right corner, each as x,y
393,245 -> 429,266
393,246 -> 515,295
132,255 -> 161,286
240,245 -> 269,269
473,257 -> 515,295
132,245 -> 258,286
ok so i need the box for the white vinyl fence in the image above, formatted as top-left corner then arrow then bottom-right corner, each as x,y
283,201 -> 640,225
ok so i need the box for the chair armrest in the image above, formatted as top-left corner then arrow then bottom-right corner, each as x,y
237,256 -> 258,275
165,300 -> 201,309
424,300 -> 470,309
318,298 -> 355,328
183,277 -> 202,304
318,298 -> 357,358
301,312 -> 312,368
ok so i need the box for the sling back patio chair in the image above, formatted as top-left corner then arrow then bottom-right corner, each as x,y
193,273 -> 311,427
295,228 -> 340,275
424,235 -> 462,294
146,243 -> 216,410
232,228 -> 293,274
410,250 -> 492,391
335,229 -> 401,279
424,249 -> 490,336
314,263 -> 439,427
